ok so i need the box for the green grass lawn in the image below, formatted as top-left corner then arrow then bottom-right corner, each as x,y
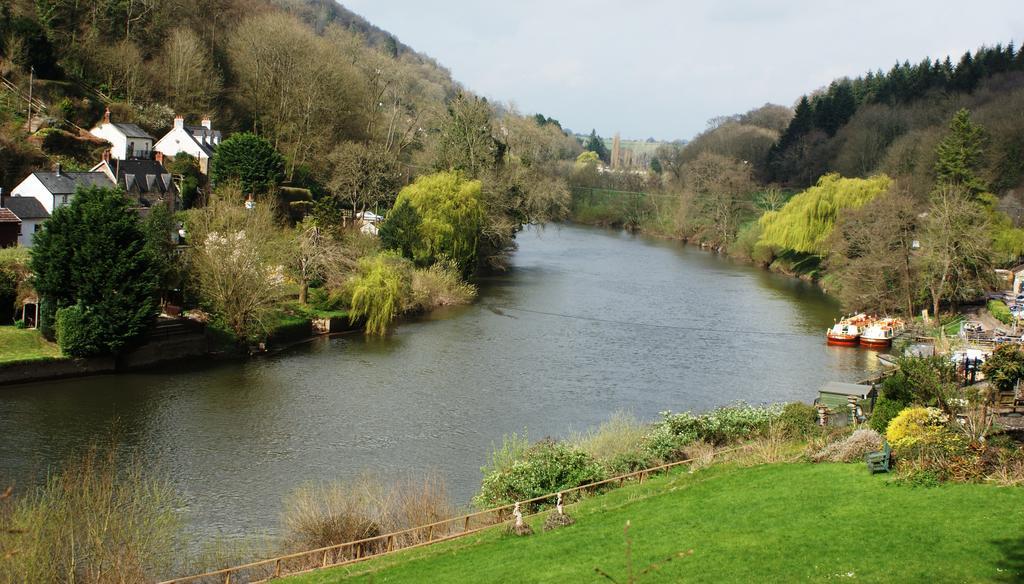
0,326 -> 62,364
286,463 -> 1024,583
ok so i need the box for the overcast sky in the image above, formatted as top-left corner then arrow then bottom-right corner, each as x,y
339,1 -> 1022,141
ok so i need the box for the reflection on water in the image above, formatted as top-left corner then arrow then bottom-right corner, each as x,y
0,224 -> 876,542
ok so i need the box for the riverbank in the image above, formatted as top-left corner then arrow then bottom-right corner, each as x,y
0,314 -> 365,386
285,461 -> 1024,583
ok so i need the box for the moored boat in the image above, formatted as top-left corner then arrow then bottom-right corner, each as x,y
859,317 -> 904,348
826,314 -> 870,346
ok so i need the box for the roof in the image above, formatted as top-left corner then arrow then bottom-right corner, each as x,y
111,123 -> 154,140
32,172 -> 113,195
103,159 -> 177,195
819,381 -> 873,398
0,208 -> 20,223
2,196 -> 50,219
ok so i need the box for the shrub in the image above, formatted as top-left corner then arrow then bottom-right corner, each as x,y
55,304 -> 104,357
777,402 -> 820,437
886,407 -> 964,457
474,441 -> 605,510
571,412 -> 658,473
407,260 -> 476,313
281,477 -> 385,553
988,299 -> 1014,325
0,443 -> 180,583
655,403 -> 784,446
868,396 -> 907,434
812,429 -> 884,463
641,423 -> 691,463
981,344 -> 1024,394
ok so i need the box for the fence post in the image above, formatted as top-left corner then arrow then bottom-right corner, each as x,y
464,515 -> 471,532
224,571 -> 231,584
275,559 -> 282,578
322,549 -> 329,567
427,524 -> 434,541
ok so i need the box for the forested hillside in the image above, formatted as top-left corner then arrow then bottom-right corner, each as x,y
0,0 -> 579,221
766,44 -> 1024,198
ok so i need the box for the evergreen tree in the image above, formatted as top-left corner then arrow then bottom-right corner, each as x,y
934,108 -> 988,198
210,133 -> 285,196
584,129 -> 610,163
379,198 -> 422,261
30,186 -> 159,355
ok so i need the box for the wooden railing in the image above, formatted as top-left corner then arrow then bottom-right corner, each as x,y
158,445 -> 747,584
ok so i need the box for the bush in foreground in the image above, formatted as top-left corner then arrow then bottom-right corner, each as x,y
0,444 -> 180,583
475,441 -> 605,510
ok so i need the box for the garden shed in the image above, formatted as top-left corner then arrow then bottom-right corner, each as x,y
815,381 -> 876,426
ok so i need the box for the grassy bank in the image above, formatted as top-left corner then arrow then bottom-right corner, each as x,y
287,462 -> 1024,583
0,327 -> 63,364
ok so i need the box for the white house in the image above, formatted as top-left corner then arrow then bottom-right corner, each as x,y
10,165 -> 113,215
153,115 -> 221,174
89,108 -> 155,160
0,194 -> 50,247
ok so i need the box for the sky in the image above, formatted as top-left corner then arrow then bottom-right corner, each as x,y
339,1 -> 1023,141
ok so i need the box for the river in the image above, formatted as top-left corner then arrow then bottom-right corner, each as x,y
0,224 -> 880,543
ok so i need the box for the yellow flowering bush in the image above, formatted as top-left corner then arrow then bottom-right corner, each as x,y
885,407 -> 963,455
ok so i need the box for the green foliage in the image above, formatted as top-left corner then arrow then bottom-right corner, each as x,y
210,133 -> 285,195
474,440 -> 605,510
584,129 -> 609,163
346,251 -> 413,336
988,299 -> 1014,325
379,199 -> 422,261
934,108 -> 987,197
776,402 -> 820,437
29,186 -> 159,353
165,153 -> 202,209
652,403 -> 785,447
434,94 -> 500,177
758,173 -> 891,254
981,344 -> 1024,394
869,397 -> 908,434
141,204 -> 179,299
54,303 -> 103,357
884,355 -> 959,410
392,171 -> 484,273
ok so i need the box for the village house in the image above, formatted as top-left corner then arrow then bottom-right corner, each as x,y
92,154 -> 179,212
0,193 -> 50,247
89,108 -> 155,160
0,207 -> 20,248
9,165 -> 113,215
153,115 -> 221,174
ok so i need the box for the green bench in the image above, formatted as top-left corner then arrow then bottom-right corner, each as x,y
865,441 -> 891,474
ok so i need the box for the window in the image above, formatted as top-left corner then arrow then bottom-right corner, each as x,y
34,224 -> 41,232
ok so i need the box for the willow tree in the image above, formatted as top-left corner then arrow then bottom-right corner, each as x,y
758,173 -> 892,255
346,251 -> 413,336
392,171 -> 484,274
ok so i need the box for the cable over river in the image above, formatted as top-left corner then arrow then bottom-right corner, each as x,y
0,224 -> 880,543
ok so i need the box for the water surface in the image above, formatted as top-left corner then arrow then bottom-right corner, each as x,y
0,224 -> 878,542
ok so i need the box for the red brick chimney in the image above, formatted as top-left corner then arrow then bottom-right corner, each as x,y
155,151 -> 164,164
103,107 -> 110,124
102,149 -> 111,163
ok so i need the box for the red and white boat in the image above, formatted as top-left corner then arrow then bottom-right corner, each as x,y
859,317 -> 904,348
826,314 -> 870,346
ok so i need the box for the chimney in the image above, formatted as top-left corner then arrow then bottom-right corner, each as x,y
155,151 -> 164,165
201,116 -> 211,130
102,149 -> 111,163
56,163 -> 62,177
103,107 -> 110,124
174,115 -> 184,130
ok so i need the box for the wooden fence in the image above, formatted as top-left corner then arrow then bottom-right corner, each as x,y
157,445 -> 747,584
